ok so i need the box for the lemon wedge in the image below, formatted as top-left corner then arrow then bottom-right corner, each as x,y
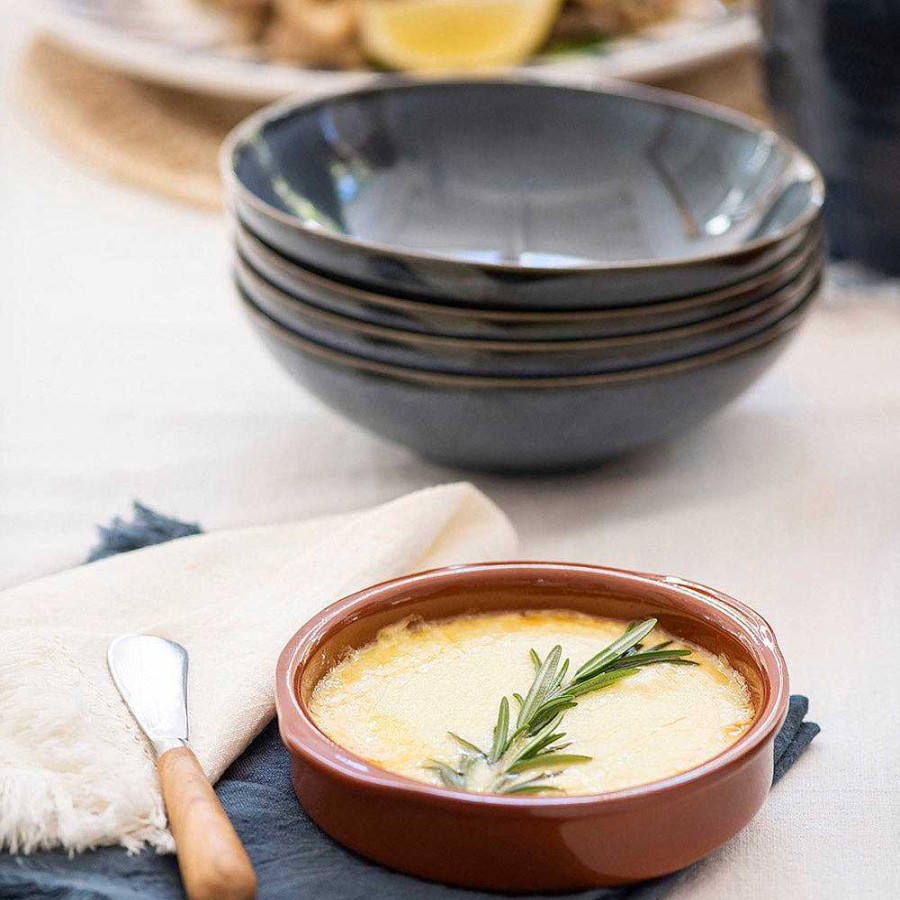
359,0 -> 563,72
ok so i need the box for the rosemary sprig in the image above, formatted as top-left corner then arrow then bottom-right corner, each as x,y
424,618 -> 697,795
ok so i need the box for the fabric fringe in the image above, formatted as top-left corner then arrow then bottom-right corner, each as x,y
86,503 -> 202,563
0,628 -> 172,855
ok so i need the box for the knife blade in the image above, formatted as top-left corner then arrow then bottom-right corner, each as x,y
108,634 -> 189,755
108,634 -> 256,900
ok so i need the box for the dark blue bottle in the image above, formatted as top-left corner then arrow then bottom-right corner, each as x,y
762,0 -> 900,272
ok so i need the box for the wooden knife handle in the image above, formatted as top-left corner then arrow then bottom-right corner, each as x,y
158,746 -> 257,900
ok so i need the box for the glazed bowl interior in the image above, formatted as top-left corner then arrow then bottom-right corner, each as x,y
228,80 -> 821,271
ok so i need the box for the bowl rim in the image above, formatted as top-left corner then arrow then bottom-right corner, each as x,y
235,215 -> 823,323
275,561 -> 790,811
240,270 -> 820,389
235,247 -> 822,353
221,77 -> 824,276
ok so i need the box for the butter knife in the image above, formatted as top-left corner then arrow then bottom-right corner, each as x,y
108,634 -> 257,900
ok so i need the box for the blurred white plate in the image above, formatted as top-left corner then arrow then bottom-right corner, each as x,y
39,0 -> 760,102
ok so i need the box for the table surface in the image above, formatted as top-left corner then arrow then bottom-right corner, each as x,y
2,12 -> 899,899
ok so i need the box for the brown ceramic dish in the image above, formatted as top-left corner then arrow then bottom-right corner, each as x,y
275,562 -> 789,891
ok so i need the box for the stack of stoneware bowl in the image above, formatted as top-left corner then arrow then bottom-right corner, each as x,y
222,79 -> 824,474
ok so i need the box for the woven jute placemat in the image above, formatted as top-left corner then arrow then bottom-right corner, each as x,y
14,36 -> 769,211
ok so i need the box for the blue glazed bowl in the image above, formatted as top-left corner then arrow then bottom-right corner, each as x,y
234,219 -> 824,341
239,290 -> 817,473
222,79 -> 823,309
235,253 -> 821,377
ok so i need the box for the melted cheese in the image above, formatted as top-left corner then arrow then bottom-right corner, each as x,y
309,610 -> 754,795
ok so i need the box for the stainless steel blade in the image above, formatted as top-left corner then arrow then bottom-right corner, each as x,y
108,634 -> 189,756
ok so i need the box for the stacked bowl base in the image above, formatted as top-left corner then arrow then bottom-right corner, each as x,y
222,80 -> 825,473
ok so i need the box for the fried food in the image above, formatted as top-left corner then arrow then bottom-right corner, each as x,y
209,0 -> 677,69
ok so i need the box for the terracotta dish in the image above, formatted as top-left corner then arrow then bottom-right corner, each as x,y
275,562 -> 789,890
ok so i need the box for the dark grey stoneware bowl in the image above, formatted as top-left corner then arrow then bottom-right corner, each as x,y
235,218 -> 823,340
223,79 -> 823,309
240,292 -> 816,472
236,253 -> 821,377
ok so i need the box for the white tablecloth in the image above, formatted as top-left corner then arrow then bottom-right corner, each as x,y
2,14 -> 899,898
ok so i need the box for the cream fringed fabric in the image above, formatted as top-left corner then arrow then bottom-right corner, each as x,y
0,483 -> 517,855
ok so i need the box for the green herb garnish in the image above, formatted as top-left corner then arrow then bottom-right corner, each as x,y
424,618 -> 697,795
538,35 -> 612,59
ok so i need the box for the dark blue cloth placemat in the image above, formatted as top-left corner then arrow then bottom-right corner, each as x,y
0,504 -> 820,900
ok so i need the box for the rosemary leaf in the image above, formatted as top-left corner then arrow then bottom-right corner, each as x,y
448,732 -> 486,756
566,667 -> 638,698
603,648 -> 695,671
527,699 -> 578,731
551,657 -> 570,692
518,731 -> 566,759
489,696 -> 510,763
501,783 -> 565,795
507,753 -> 592,774
424,760 -> 466,788
496,771 -> 561,794
511,719 -> 566,765
573,618 -> 658,681
516,644 -> 562,728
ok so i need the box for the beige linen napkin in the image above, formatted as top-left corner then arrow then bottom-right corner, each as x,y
0,483 -> 517,855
